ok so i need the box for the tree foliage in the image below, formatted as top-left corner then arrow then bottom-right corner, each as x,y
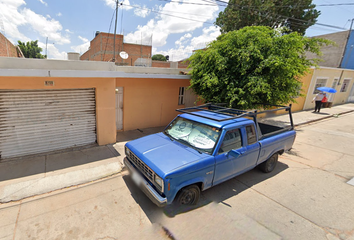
17,40 -> 46,59
215,0 -> 320,35
188,26 -> 331,109
152,54 -> 167,61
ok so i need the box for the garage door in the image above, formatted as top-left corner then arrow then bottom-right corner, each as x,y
0,89 -> 96,159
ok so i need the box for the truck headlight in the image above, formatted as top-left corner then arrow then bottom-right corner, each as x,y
125,146 -> 130,156
154,175 -> 163,188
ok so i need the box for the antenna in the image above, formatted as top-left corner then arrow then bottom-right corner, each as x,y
119,51 -> 128,59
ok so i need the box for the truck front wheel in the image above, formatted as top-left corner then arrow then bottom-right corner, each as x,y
177,185 -> 200,205
258,153 -> 278,173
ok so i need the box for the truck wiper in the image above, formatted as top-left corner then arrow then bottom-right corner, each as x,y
176,138 -> 203,154
163,131 -> 174,141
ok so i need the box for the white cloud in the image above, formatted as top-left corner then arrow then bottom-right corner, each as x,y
22,8 -> 70,45
102,0 -> 132,10
133,5 -> 150,18
38,0 -> 47,6
56,12 -> 62,17
46,14 -> 51,18
38,42 -> 66,59
153,26 -> 221,61
71,36 -> 90,54
124,0 -> 219,47
65,29 -> 73,34
78,36 -> 88,43
0,1 -> 70,47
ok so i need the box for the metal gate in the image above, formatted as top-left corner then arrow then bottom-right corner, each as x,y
0,89 -> 97,159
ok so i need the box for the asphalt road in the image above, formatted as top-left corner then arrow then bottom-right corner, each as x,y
1,112 -> 353,240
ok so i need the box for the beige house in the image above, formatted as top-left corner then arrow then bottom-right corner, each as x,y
303,67 -> 354,110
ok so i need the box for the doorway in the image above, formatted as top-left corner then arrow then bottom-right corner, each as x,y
116,87 -> 123,130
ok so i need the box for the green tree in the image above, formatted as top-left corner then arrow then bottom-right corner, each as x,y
17,40 -> 46,59
152,54 -> 167,61
215,0 -> 320,35
188,26 -> 331,109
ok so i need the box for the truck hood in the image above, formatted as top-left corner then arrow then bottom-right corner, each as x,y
125,132 -> 209,177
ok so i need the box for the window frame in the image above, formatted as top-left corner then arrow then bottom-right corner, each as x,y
218,128 -> 242,154
340,79 -> 351,93
178,87 -> 185,105
246,125 -> 257,145
313,78 -> 328,94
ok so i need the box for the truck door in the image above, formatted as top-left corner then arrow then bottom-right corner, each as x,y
242,124 -> 261,169
213,128 -> 248,185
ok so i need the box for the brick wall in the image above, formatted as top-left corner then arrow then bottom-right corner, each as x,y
151,61 -> 170,68
80,32 -> 151,65
0,33 -> 18,57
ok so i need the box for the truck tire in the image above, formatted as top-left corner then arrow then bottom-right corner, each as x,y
177,184 -> 200,205
258,153 -> 278,173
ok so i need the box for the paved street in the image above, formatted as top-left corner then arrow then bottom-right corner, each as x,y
1,112 -> 354,240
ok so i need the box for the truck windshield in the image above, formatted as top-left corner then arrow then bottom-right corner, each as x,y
164,117 -> 220,154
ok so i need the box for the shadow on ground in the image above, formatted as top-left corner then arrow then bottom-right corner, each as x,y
0,144 -> 120,182
123,161 -> 289,222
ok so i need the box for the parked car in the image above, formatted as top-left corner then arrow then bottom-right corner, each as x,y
124,104 -> 296,207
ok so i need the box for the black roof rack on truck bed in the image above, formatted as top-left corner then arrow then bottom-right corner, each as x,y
176,103 -> 294,129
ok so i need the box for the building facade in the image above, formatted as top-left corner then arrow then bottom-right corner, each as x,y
80,32 -> 152,66
0,33 -> 20,58
0,57 -> 193,159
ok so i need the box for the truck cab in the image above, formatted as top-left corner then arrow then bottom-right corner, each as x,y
124,104 -> 296,207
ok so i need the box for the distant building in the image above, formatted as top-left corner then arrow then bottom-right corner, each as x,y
306,30 -> 354,69
80,32 -> 152,66
0,32 -> 21,58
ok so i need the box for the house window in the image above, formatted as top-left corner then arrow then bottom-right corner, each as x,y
340,79 -> 351,92
313,78 -> 327,94
332,78 -> 339,89
246,125 -> 257,145
178,87 -> 185,105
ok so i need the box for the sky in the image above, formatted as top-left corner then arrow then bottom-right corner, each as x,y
1,0 -> 354,61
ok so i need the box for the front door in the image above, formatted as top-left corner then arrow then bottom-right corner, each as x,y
213,128 -> 248,185
116,87 -> 123,130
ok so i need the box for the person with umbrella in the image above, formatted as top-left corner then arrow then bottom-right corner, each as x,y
312,91 -> 326,113
312,87 -> 337,112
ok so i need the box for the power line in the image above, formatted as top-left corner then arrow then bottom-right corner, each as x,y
103,9 -> 116,61
125,4 -> 214,24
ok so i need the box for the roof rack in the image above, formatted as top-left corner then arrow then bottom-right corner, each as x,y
176,103 -> 294,127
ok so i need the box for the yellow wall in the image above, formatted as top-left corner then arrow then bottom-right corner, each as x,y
116,78 -> 191,131
303,68 -> 354,110
0,76 -> 116,145
292,69 -> 314,112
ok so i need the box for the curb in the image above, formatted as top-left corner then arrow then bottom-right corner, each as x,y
294,110 -> 354,127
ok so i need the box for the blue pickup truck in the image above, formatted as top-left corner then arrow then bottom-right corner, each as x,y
124,104 -> 296,207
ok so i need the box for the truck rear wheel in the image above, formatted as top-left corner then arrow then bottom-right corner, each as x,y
177,185 -> 200,205
258,153 -> 278,173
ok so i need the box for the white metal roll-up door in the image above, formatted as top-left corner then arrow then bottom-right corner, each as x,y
0,89 -> 97,159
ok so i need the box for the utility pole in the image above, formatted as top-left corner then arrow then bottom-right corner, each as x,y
340,18 -> 354,68
113,0 -> 119,62
45,37 -> 48,59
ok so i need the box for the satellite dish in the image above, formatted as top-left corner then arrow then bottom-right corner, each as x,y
119,51 -> 129,59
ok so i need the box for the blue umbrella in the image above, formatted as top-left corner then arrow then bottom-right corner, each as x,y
317,87 -> 337,93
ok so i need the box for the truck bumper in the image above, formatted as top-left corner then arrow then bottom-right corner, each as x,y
124,157 -> 167,207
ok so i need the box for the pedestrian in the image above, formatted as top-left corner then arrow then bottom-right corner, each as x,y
312,91 -> 325,113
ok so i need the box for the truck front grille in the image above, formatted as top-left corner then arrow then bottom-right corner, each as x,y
128,151 -> 154,181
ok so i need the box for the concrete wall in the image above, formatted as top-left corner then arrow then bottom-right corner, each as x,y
303,67 -> 354,110
0,76 -> 116,145
306,30 -> 349,68
0,33 -> 18,58
116,77 -> 192,131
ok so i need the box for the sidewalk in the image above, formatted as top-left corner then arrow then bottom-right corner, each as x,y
0,103 -> 353,203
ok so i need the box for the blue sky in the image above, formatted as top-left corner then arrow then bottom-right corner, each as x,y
1,0 -> 354,61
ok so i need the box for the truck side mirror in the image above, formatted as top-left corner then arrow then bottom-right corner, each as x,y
228,150 -> 242,158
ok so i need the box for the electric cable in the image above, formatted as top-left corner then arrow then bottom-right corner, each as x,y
103,9 -> 116,61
